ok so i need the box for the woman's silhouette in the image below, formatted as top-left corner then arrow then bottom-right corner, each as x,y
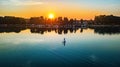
63,38 -> 66,46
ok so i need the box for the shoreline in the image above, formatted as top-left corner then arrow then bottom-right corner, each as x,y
0,24 -> 120,28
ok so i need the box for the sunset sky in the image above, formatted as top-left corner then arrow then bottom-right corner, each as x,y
0,0 -> 120,19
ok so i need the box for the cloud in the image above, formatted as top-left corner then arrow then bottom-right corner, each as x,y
0,0 -> 43,6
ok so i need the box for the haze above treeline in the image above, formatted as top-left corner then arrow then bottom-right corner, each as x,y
0,15 -> 120,25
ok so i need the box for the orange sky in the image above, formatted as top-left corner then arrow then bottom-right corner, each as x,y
0,0 -> 120,20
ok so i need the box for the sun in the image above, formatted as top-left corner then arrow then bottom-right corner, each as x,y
48,13 -> 54,19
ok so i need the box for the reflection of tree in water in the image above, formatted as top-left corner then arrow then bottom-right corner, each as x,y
30,28 -> 46,34
80,28 -> 83,33
0,26 -> 26,33
30,27 -> 79,34
90,27 -> 120,35
0,26 -> 120,35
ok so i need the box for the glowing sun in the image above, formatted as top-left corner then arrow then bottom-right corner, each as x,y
48,13 -> 54,19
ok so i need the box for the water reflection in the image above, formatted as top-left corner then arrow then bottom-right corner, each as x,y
90,27 -> 120,35
0,26 -> 120,35
0,27 -> 26,33
0,26 -> 120,67
30,27 -> 79,34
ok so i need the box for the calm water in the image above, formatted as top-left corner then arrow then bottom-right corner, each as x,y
0,28 -> 120,67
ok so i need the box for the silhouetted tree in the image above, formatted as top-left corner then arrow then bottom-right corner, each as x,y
94,15 -> 120,25
29,16 -> 45,25
63,17 -> 69,25
0,16 -> 26,24
69,19 -> 74,25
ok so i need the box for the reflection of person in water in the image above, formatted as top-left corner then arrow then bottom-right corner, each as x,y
63,38 -> 66,46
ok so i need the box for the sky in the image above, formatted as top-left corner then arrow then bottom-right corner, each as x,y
0,0 -> 120,19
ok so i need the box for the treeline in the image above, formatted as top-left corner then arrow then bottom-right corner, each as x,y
0,15 -> 120,25
94,15 -> 120,25
0,16 -> 80,25
29,16 -> 78,25
0,16 -> 26,24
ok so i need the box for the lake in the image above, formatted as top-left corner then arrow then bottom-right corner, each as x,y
0,27 -> 120,67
